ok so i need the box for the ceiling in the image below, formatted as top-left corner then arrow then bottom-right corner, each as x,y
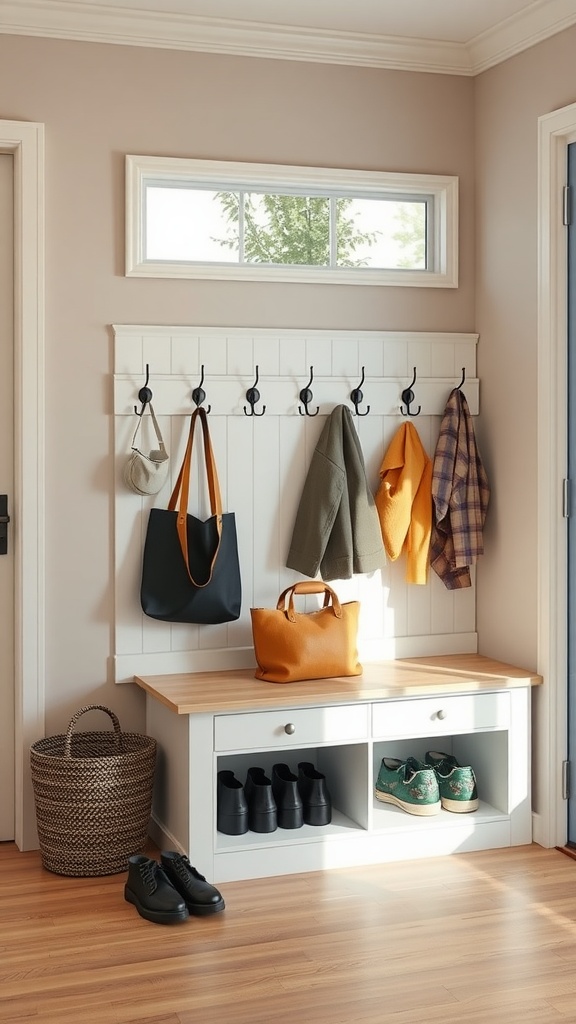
2,0 -> 576,75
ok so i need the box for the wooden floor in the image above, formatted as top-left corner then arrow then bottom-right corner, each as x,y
3,843 -> 576,1023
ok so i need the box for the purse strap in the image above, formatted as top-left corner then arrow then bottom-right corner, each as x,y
130,402 -> 166,453
277,581 -> 342,621
168,407 -> 224,588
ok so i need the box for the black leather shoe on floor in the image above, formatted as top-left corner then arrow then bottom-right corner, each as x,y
298,761 -> 332,826
124,855 -> 189,924
160,851 -> 225,916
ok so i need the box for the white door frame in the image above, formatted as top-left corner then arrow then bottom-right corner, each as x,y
0,120 -> 45,850
536,102 -> 576,849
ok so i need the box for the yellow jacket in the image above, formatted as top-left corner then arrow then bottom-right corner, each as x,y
375,422 -> 432,585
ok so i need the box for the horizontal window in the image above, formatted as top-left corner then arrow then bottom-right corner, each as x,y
126,156 -> 458,288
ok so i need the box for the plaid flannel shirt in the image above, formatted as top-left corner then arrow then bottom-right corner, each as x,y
430,389 -> 490,590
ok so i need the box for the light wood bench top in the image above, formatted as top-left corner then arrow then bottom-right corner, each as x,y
133,653 -> 542,715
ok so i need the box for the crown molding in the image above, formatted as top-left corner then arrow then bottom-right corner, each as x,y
468,0 -> 576,74
0,1 -> 474,73
1,0 -> 575,75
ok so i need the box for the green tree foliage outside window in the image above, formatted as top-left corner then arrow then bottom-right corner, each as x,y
214,192 -> 380,267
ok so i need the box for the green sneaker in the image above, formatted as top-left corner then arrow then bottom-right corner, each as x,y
375,756 -> 441,816
425,751 -> 479,813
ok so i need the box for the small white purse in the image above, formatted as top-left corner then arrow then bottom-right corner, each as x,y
124,403 -> 170,496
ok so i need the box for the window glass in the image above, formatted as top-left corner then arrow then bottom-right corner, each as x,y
145,186 -> 238,262
336,198 -> 427,270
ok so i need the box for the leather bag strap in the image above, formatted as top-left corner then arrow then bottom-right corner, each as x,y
168,407 -> 224,588
277,581 -> 342,621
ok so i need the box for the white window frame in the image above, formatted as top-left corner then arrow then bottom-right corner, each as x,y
126,155 -> 458,288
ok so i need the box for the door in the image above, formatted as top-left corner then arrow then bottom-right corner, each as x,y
567,141 -> 576,842
0,152 -> 15,840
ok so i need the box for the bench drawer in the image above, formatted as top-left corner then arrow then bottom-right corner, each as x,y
372,692 -> 510,740
215,703 -> 369,752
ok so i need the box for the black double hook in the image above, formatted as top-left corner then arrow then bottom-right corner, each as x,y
350,367 -> 370,416
134,364 -> 153,416
298,367 -> 319,417
244,366 -> 266,416
400,367 -> 421,417
192,365 -> 211,413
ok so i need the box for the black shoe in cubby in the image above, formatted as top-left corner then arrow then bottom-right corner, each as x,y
217,769 -> 249,835
245,766 -> 278,833
297,761 -> 332,826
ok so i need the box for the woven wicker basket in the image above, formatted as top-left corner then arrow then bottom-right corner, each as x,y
30,704 -> 157,877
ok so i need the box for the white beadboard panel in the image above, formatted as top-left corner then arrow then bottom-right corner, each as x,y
167,621 -> 197,655
199,334 -> 228,375
226,415 -> 255,652
143,602 -> 177,657
358,337 -> 384,379
278,417 -> 309,598
253,335 -> 281,378
384,342 -> 410,379
359,633 -> 478,662
114,646 -> 257,684
113,326 -> 483,683
304,335 -> 332,377
387,559 -> 409,637
453,569 -> 478,632
407,580 -> 433,636
331,336 -> 363,378
362,413 -> 386,495
225,333 -> 253,379
252,414 -> 282,604
430,570 -> 457,636
433,341 -> 461,378
407,339 -> 433,377
170,333 -> 200,376
114,331 -> 146,375
279,335 -> 306,377
143,333 -> 172,375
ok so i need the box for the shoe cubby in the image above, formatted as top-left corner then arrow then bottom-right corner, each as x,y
215,743 -> 369,849
371,731 -> 509,830
139,658 -> 537,883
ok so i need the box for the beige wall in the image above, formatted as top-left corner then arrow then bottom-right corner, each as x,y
0,34 -> 476,733
474,26 -> 576,669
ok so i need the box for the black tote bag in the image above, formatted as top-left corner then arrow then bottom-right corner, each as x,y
140,407 -> 241,624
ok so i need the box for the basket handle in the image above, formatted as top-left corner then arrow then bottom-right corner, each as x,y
64,705 -> 123,758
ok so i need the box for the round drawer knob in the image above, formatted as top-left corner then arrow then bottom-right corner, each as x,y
436,709 -> 447,720
284,722 -> 296,735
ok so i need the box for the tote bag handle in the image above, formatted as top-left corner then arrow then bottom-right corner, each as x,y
168,407 -> 224,588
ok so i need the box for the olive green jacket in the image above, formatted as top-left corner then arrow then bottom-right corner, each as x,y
286,405 -> 386,582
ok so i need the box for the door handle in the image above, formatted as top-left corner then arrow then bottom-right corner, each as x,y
0,495 -> 10,555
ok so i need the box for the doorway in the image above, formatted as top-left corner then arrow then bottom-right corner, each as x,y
0,152 -> 14,839
537,102 -> 576,852
0,119 -> 45,851
568,141 -> 576,843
